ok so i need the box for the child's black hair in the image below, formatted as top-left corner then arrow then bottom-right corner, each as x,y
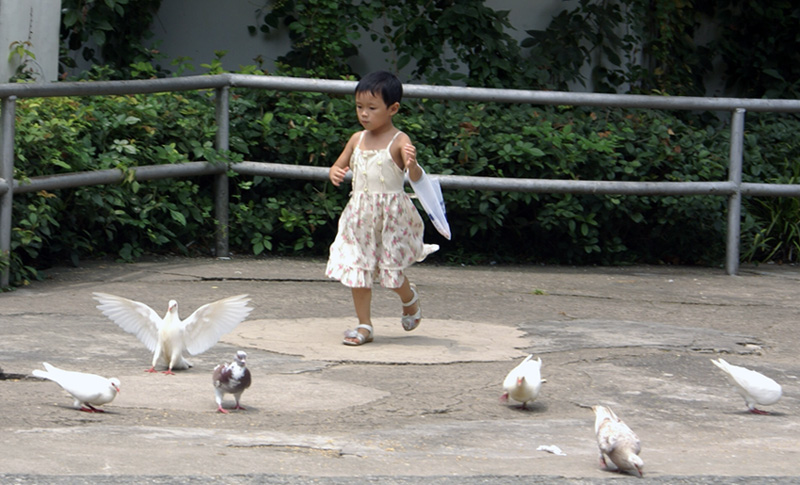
355,71 -> 403,107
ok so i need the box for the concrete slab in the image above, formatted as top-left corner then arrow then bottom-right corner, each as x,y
115,373 -> 390,413
1,256 -> 800,484
222,318 -> 528,364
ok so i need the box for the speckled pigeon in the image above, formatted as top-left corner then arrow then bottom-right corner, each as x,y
592,405 -> 643,477
212,350 -> 252,413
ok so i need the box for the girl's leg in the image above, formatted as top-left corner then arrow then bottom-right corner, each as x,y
392,276 -> 419,317
344,287 -> 372,344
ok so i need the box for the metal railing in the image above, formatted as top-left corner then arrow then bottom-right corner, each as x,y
2,73 -> 800,286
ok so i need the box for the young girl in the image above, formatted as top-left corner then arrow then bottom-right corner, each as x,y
326,71 -> 438,346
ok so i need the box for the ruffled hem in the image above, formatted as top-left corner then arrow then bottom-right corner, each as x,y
326,244 -> 438,288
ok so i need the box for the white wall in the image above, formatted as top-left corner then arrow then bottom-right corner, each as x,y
148,0 -> 571,79
150,0 -> 292,74
0,0 -> 61,83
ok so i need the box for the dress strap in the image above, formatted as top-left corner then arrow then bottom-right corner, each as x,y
386,131 -> 404,151
357,131 -> 366,149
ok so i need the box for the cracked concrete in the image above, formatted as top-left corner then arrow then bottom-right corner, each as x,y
1,256 -> 799,483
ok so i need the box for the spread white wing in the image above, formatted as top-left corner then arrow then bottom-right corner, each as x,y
93,292 -> 162,353
182,294 -> 253,355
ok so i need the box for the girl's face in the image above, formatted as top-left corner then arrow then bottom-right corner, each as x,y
355,91 -> 398,132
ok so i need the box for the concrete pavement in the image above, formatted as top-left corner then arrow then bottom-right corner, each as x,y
1,256 -> 799,483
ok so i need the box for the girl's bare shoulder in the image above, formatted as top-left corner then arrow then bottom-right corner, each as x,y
394,130 -> 412,145
348,130 -> 365,143
390,131 -> 413,156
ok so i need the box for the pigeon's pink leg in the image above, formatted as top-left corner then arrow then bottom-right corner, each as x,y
750,408 -> 770,415
145,367 -> 158,373
217,406 -> 229,414
162,370 -> 175,375
233,404 -> 247,411
80,404 -> 104,413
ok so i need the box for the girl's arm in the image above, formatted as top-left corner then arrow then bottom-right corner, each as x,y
329,132 -> 359,186
393,133 -> 422,182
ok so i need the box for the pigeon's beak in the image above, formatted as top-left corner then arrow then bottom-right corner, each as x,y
517,376 -> 524,386
113,384 -> 121,394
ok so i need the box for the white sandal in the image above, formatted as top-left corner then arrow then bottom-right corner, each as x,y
401,284 -> 422,332
343,324 -> 374,346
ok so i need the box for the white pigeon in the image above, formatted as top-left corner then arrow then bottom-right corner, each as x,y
711,358 -> 782,415
33,362 -> 120,413
93,292 -> 254,374
212,350 -> 252,414
592,405 -> 644,477
500,354 -> 543,409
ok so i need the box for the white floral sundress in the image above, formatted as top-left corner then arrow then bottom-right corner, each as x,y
326,131 -> 438,288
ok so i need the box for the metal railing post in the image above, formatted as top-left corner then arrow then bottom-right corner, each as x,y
0,96 -> 16,288
726,108 -> 746,275
214,86 -> 230,258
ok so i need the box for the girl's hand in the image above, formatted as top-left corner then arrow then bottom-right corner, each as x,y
402,143 -> 422,182
403,144 -> 417,170
330,165 -> 349,186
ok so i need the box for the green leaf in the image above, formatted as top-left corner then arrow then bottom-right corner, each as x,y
169,210 -> 187,226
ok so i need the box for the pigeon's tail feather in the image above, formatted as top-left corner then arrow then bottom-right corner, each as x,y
711,358 -> 730,373
33,362 -> 62,380
214,386 -> 225,406
32,369 -> 51,380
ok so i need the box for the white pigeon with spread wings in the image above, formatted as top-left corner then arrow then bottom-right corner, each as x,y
592,405 -> 643,477
33,362 -> 120,412
711,358 -> 782,414
93,292 -> 253,374
500,354 -> 543,409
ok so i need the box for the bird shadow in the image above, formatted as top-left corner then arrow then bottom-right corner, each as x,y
215,405 -> 260,414
378,335 -> 455,347
727,409 -> 787,417
504,401 -> 548,414
45,403 -> 119,415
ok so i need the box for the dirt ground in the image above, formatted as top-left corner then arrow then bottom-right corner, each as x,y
1,256 -> 798,482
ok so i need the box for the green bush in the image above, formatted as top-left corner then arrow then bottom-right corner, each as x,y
8,76 -> 800,285
740,113 -> 800,264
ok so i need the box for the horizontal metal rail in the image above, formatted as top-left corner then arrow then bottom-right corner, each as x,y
230,75 -> 800,113
0,74 -> 232,98
7,161 -> 799,199
3,74 -> 800,287
10,162 -> 226,194
5,73 -> 800,113
234,161 -> 741,195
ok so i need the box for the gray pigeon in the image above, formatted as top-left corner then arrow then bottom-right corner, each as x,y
93,293 -> 253,374
592,405 -> 643,477
33,362 -> 120,412
212,350 -> 252,413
